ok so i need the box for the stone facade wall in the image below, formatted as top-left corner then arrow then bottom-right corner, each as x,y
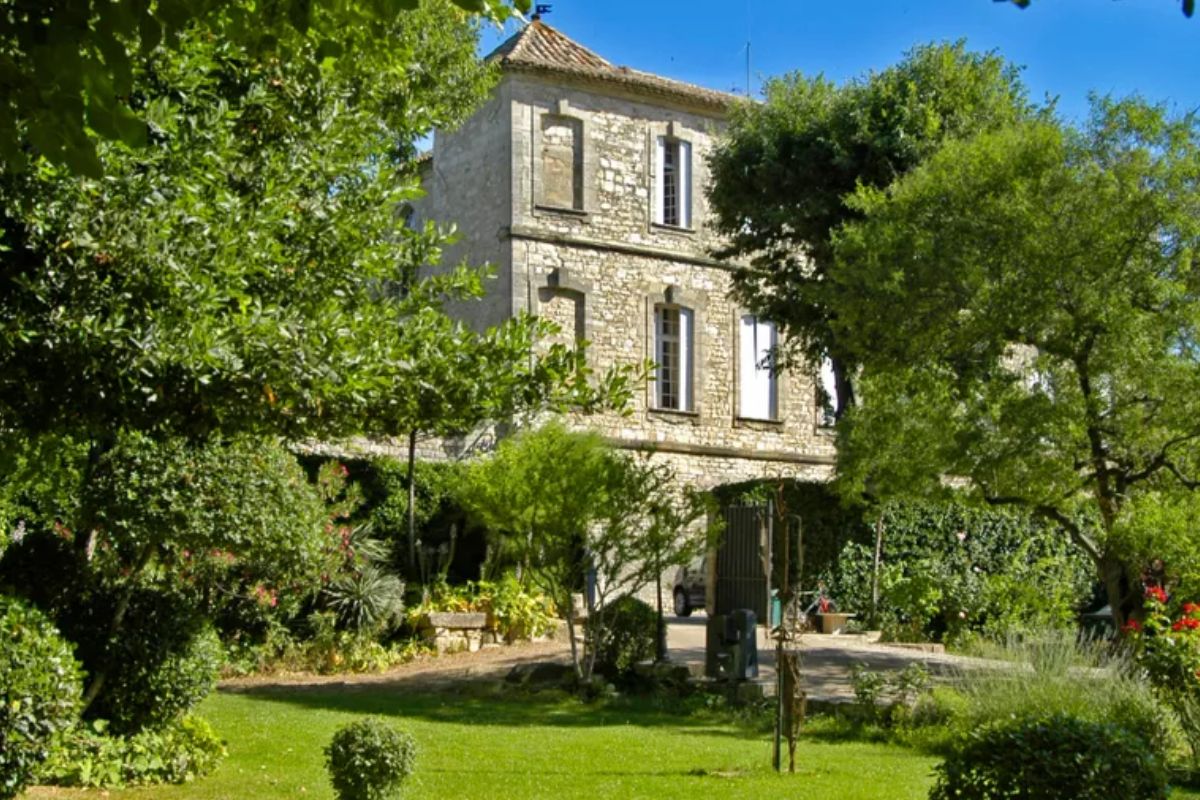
413,86 -> 514,331
414,69 -> 836,491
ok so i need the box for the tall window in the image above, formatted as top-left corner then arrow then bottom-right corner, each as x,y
739,315 -> 777,420
655,137 -> 692,228
818,357 -> 838,427
656,306 -> 693,411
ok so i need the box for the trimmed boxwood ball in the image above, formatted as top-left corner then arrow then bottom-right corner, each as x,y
325,717 -> 416,800
589,594 -> 658,677
930,712 -> 1168,800
0,594 -> 84,800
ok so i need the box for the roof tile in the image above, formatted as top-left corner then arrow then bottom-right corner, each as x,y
487,20 -> 738,113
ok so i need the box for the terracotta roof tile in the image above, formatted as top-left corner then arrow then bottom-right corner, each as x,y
486,20 -> 739,113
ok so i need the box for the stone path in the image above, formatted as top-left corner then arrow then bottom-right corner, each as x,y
667,616 -> 980,701
219,616 -> 983,702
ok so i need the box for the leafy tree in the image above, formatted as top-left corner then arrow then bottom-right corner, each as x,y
0,433 -> 335,713
0,7 -> 635,582
831,98 -> 1200,626
707,42 -> 1032,419
457,422 -> 718,681
356,294 -> 639,571
0,3 -> 497,445
0,0 -> 529,176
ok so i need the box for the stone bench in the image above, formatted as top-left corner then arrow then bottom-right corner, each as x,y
418,611 -> 489,655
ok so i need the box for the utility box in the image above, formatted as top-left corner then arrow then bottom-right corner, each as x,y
705,608 -> 759,680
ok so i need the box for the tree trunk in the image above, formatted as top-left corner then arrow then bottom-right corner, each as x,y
406,428 -> 418,577
1102,555 -> 1129,630
870,516 -> 884,628
565,603 -> 582,680
654,551 -> 667,662
80,542 -> 156,713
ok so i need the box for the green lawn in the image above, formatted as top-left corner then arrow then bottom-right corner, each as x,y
23,685 -> 1200,800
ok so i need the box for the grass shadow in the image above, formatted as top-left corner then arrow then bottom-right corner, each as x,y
220,680 -> 775,739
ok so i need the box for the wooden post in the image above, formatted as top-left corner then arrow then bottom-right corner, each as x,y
870,515 -> 884,627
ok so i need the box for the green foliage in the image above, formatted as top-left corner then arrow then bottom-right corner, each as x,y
325,717 -> 417,800
930,713 -> 1168,800
714,479 -> 869,590
360,459 -> 466,548
1128,590 -> 1200,763
326,563 -> 407,635
86,614 -> 223,735
708,41 -> 1031,414
827,500 -> 1091,644
86,434 -> 332,617
0,2 -> 504,443
410,575 -> 556,642
0,594 -> 83,800
589,595 -> 658,678
39,715 -> 225,789
0,0 -> 529,176
832,98 -> 1200,623
244,611 -> 428,675
457,422 -> 718,679
1112,491 -> 1200,602
849,663 -> 933,726
950,633 -> 1176,763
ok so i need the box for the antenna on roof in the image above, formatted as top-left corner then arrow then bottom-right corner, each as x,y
745,41 -> 751,98
533,3 -> 552,20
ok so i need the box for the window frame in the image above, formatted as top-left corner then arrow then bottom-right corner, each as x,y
738,314 -> 779,422
654,304 -> 694,412
654,135 -> 692,229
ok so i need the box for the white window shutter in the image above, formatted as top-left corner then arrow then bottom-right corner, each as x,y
740,315 -> 777,419
819,357 -> 838,424
759,319 -> 777,419
679,140 -> 692,228
679,307 -> 693,411
739,314 -> 759,418
654,136 -> 665,225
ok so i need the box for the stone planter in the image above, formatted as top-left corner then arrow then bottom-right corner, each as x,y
418,611 -> 488,655
817,612 -> 855,635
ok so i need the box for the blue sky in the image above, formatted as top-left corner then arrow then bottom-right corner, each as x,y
481,0 -> 1199,123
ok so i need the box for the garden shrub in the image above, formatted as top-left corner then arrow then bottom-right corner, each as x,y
0,595 -> 84,800
1127,587 -> 1200,763
409,575 -> 556,642
827,499 -> 1092,643
64,589 -> 224,734
951,632 -> 1177,763
325,717 -> 417,800
589,594 -> 658,677
39,715 -> 225,788
930,713 -> 1168,800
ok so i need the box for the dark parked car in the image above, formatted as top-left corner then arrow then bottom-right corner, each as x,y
672,556 -> 706,617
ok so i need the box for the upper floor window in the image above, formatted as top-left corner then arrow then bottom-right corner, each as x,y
739,315 -> 777,420
818,357 -> 839,428
655,136 -> 692,228
540,115 -> 584,211
655,305 -> 693,411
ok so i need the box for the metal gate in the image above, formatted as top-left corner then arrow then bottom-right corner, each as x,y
713,503 -> 771,622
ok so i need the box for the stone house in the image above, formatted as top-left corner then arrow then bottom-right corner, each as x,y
411,18 -> 836,493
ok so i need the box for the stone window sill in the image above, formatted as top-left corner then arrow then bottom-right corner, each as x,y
648,407 -> 700,423
535,204 -> 590,221
650,222 -> 697,236
815,424 -> 837,437
734,416 -> 784,431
